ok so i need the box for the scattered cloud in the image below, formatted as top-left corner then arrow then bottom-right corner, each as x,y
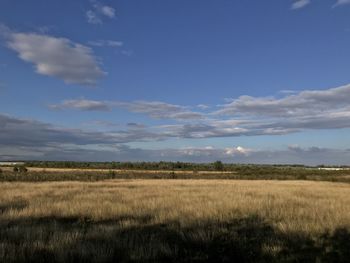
291,0 -> 311,10
5,30 -> 105,86
50,99 -> 204,120
127,123 -> 146,129
99,5 -> 115,18
35,25 -> 56,34
204,84 -> 350,136
86,10 -> 102,24
49,83 -> 350,134
1,113 -> 350,164
88,40 -> 123,47
120,50 -> 134,56
110,101 -> 204,120
333,0 -> 350,7
0,114 -> 164,149
50,99 -> 111,111
86,1 -> 116,24
197,104 -> 210,110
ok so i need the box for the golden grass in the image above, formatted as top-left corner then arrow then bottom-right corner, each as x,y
1,180 -> 350,262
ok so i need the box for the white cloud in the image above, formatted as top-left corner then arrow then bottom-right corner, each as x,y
100,5 -> 115,18
86,1 -> 115,24
120,50 -> 134,56
86,10 -> 102,24
225,146 -> 252,156
50,99 -> 204,120
1,113 -> 350,165
88,40 -> 123,47
50,99 -> 111,111
291,0 -> 311,10
215,84 -> 350,118
49,82 -> 350,137
197,104 -> 210,110
7,31 -> 105,86
333,0 -> 350,7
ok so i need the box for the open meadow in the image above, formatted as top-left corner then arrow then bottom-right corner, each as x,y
1,179 -> 349,262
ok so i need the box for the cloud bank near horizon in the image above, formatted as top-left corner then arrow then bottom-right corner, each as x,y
1,82 -> 350,164
48,83 -> 350,138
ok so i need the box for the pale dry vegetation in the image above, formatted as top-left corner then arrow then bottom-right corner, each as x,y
1,180 -> 350,262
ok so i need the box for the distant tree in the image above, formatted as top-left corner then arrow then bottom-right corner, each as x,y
213,161 -> 224,171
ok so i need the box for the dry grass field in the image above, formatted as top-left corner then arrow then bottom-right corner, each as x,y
1,179 -> 350,262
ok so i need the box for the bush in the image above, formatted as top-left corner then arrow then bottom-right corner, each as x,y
213,161 -> 224,171
13,166 -> 28,173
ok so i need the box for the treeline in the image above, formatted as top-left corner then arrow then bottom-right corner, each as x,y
23,161 -> 313,171
1,161 -> 349,182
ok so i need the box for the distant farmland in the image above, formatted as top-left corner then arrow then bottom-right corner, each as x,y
1,162 -> 350,183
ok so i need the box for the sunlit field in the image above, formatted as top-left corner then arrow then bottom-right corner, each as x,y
1,179 -> 349,262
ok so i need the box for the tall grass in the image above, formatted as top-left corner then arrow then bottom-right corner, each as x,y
1,180 -> 349,262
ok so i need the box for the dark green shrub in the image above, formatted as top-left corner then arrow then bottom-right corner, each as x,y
13,166 -> 28,173
213,161 -> 224,171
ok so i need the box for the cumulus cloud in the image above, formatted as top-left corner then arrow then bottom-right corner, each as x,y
225,146 -> 252,156
291,0 -> 311,10
6,31 -> 105,85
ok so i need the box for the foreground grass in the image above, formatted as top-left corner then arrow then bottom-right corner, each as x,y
0,180 -> 350,262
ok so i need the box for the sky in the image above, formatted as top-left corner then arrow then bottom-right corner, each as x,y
1,0 -> 350,165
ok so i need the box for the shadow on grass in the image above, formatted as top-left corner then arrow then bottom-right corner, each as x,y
0,213 -> 349,262
0,199 -> 28,214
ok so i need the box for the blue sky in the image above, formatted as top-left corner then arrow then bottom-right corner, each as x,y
1,0 -> 350,165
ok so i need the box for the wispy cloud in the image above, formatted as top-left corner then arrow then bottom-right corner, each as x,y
197,104 -> 210,110
120,50 -> 134,57
291,0 -> 311,10
5,28 -> 105,86
0,116 -> 348,165
333,0 -> 350,7
86,1 -> 116,24
49,83 -> 350,134
88,40 -> 123,47
0,114 -> 164,148
2,106 -> 350,164
50,99 -> 111,111
210,84 -> 350,135
113,101 -> 204,120
50,99 -> 204,120
86,10 -> 102,24
99,5 -> 115,18
215,84 -> 350,118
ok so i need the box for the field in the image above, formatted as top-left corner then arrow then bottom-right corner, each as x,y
1,179 -> 350,262
1,164 -> 350,182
